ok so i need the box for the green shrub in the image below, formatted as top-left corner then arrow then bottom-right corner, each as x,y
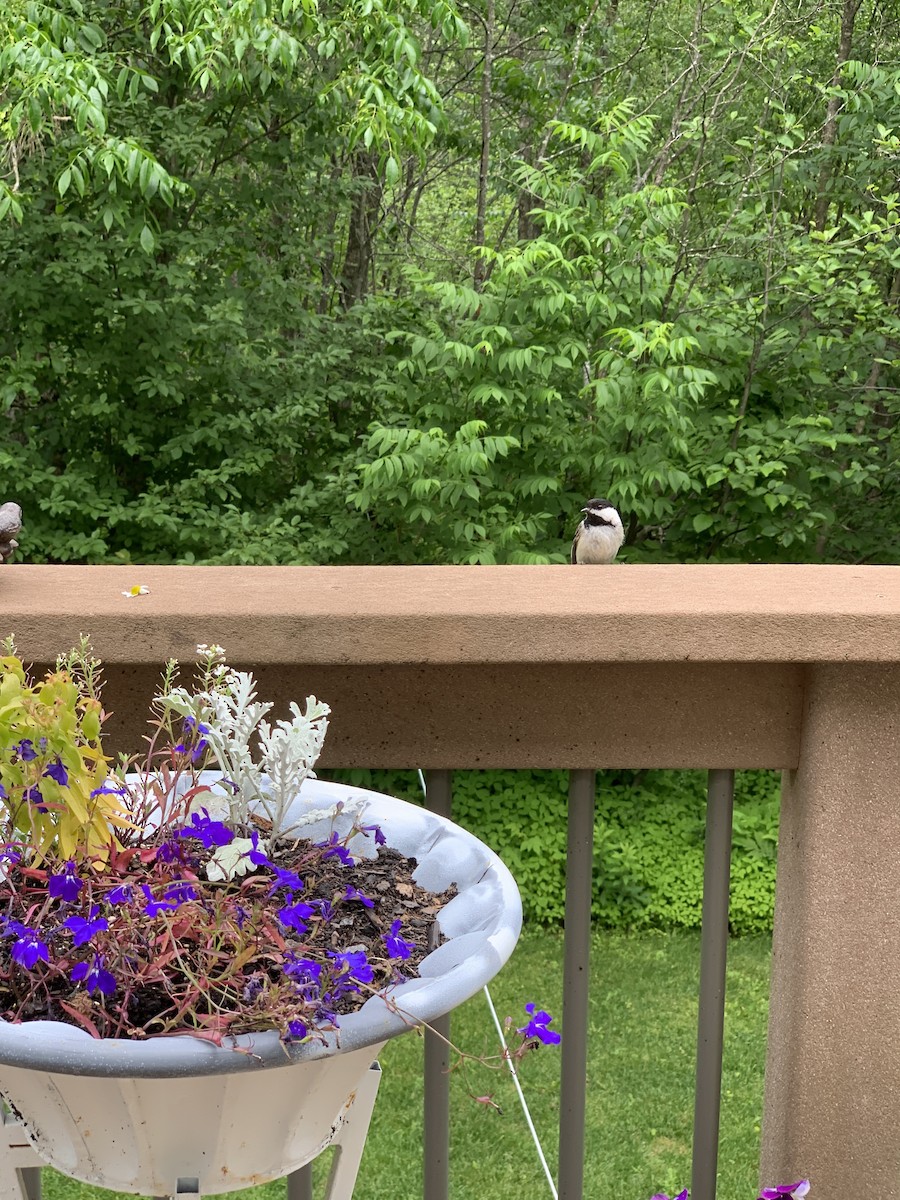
323,768 -> 781,934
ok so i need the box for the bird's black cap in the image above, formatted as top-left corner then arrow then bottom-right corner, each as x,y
582,497 -> 614,511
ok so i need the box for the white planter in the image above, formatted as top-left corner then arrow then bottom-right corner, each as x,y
0,780 -> 522,1196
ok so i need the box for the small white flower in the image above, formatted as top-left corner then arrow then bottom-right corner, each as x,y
187,790 -> 230,821
205,836 -> 267,882
121,585 -> 150,598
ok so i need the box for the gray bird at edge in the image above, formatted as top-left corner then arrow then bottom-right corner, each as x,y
0,503 -> 22,564
570,498 -> 624,564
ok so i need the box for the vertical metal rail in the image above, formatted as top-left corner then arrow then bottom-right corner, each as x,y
423,769 -> 452,1200
691,768 -> 735,1200
285,1165 -> 312,1200
557,768 -> 595,1200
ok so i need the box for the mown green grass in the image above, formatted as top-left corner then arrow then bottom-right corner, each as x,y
44,930 -> 771,1200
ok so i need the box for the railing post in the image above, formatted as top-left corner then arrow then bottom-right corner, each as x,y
691,768 -> 735,1200
423,769 -> 452,1200
558,768 -> 595,1200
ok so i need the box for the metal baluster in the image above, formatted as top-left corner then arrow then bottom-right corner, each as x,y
558,768 -> 595,1200
691,769 -> 735,1200
423,769 -> 452,1200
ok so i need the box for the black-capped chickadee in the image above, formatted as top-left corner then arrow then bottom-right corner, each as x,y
570,498 -> 624,564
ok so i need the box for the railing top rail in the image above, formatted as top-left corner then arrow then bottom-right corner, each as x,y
4,563 -> 900,665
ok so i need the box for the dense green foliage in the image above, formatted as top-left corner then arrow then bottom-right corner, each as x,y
326,768 -> 781,934
3,0 -> 900,564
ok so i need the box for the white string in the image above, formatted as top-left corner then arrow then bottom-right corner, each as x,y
416,768 -> 558,1200
482,983 -> 559,1199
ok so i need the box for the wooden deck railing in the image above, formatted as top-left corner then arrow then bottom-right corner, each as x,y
5,562 -> 900,1200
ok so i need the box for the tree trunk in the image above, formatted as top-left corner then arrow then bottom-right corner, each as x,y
338,152 -> 382,310
813,0 -> 862,231
473,0 -> 495,291
316,155 -> 344,314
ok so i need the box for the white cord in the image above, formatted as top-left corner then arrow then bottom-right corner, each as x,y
482,983 -> 559,1199
417,768 -> 558,1200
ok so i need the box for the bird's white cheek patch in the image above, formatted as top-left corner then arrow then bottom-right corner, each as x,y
599,507 -> 621,527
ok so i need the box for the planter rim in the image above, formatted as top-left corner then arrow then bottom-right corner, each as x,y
0,779 -> 521,1078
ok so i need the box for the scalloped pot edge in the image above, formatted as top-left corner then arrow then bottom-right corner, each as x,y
0,780 -> 523,1195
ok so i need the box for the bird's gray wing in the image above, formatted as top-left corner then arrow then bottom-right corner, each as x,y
570,527 -> 580,564
0,504 -> 21,538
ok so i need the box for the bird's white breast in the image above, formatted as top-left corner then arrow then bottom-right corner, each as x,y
576,515 -> 624,564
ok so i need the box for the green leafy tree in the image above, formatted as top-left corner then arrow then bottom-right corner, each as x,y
2,0 -> 899,565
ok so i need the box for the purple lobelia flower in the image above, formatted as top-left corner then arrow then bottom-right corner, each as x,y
343,884 -> 374,909
15,739 -> 36,762
517,1002 -> 561,1045
156,839 -> 187,865
141,884 -> 179,917
48,861 -> 83,903
176,809 -> 234,849
22,786 -> 46,812
315,994 -> 339,1026
43,758 -> 68,786
277,899 -> 316,934
384,919 -> 414,960
10,928 -> 49,969
758,1184 -> 810,1200
174,716 -> 211,761
318,833 -> 355,867
283,956 -> 323,998
359,821 -> 387,846
282,1018 -> 308,1041
163,881 -> 198,906
71,955 -> 116,996
106,884 -> 133,905
328,949 -> 374,987
90,782 -> 129,799
245,831 -> 270,867
63,914 -> 109,947
650,1192 -> 689,1200
263,863 -> 304,895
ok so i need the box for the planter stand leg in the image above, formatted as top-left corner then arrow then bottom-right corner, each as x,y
0,1110 -> 42,1200
285,1062 -> 382,1200
319,1061 -> 382,1200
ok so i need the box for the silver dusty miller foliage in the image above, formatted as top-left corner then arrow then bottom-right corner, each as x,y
155,644 -> 346,841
